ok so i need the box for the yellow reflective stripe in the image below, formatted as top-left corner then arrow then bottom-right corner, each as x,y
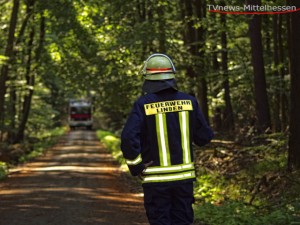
143,163 -> 194,174
126,154 -> 142,165
142,171 -> 195,183
179,111 -> 191,164
156,113 -> 171,166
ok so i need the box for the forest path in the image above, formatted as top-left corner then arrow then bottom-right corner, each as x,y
0,130 -> 148,225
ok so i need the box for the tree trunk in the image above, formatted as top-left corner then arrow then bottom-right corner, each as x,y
288,0 -> 300,170
248,0 -> 271,132
147,1 -> 154,53
195,0 -> 209,123
220,3 -> 234,131
33,9 -> 45,71
14,28 -> 35,143
181,0 -> 209,122
15,0 -> 35,46
7,87 -> 17,143
14,5 -> 42,143
0,0 -> 20,129
198,78 -> 209,122
157,4 -> 166,53
279,14 -> 288,131
182,0 -> 197,90
7,0 -> 35,143
272,14 -> 281,132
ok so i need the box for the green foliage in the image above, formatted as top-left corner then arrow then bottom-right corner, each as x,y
195,172 -> 227,203
194,201 -> 300,225
0,161 -> 8,180
0,55 -> 8,65
18,127 -> 66,163
27,86 -> 62,135
96,130 -> 125,165
194,133 -> 300,224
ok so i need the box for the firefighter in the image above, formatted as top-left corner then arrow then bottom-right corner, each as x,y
121,53 -> 214,225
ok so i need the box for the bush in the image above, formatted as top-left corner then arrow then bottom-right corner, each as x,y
194,201 -> 300,225
96,130 -> 125,165
0,161 -> 8,180
18,127 -> 66,163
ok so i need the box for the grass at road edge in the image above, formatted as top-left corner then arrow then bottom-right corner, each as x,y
96,130 -> 127,171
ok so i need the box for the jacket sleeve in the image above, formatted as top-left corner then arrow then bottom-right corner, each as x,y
193,99 -> 214,146
121,100 -> 145,176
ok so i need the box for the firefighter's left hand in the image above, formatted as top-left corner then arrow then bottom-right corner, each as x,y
138,161 -> 153,180
144,161 -> 153,168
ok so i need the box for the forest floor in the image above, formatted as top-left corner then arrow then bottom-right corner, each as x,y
0,130 -> 148,225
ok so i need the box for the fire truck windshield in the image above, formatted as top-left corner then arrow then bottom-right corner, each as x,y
70,106 -> 91,114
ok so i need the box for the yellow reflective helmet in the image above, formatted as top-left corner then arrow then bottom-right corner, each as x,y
142,53 -> 176,80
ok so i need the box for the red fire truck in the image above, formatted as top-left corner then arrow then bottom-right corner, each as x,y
68,99 -> 93,130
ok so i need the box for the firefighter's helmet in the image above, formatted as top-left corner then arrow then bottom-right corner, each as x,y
142,53 -> 176,80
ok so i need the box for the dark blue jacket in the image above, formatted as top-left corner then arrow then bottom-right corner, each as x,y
121,89 -> 213,185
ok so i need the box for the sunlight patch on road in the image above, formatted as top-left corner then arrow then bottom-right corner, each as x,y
16,204 -> 59,210
9,165 -> 119,174
56,153 -> 112,159
94,192 -> 143,203
58,145 -> 100,151
0,189 -> 35,195
21,165 -> 118,172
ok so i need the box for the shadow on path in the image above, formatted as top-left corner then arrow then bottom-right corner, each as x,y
0,130 -> 148,225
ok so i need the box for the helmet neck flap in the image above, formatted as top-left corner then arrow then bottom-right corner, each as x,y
142,79 -> 178,94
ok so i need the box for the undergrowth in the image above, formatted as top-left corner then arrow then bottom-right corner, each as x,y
0,127 -> 66,179
0,161 -> 8,180
193,133 -> 300,225
194,201 -> 300,225
96,130 -> 125,166
18,127 -> 66,163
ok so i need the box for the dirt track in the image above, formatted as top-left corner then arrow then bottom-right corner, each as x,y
0,130 -> 148,225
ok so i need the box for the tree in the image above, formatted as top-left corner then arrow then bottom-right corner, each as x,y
195,0 -> 209,123
181,0 -> 209,122
8,0 -> 36,143
220,0 -> 234,131
247,0 -> 271,132
271,14 -> 288,132
288,0 -> 300,170
14,2 -> 46,143
0,0 -> 20,130
272,14 -> 282,132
